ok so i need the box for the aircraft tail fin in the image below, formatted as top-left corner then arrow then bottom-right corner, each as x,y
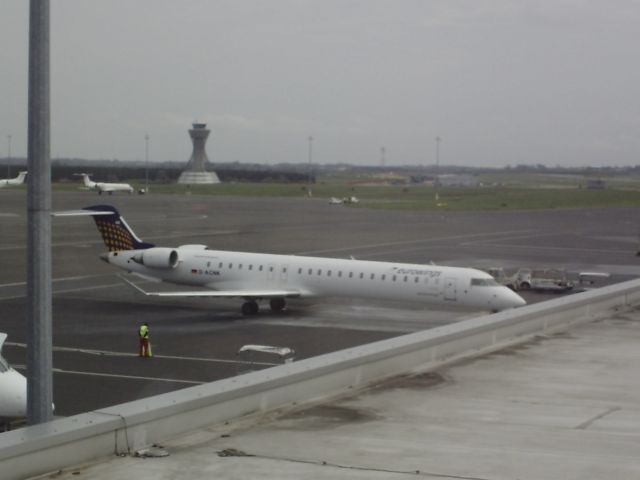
83,205 -> 155,251
81,173 -> 93,187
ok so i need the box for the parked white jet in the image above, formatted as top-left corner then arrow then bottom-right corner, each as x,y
61,205 -> 526,315
0,171 -> 27,188
75,173 -> 134,195
0,333 -> 26,424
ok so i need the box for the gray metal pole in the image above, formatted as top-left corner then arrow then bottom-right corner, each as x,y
435,136 -> 441,185
307,135 -> 313,195
6,135 -> 11,177
145,134 -> 149,193
27,0 -> 53,425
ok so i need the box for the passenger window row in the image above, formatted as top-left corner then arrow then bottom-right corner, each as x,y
214,261 -> 439,285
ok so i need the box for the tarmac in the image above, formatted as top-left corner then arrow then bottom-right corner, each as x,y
1,190 -> 639,416
1,189 -> 640,478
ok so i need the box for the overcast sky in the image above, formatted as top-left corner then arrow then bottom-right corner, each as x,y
1,1 -> 639,167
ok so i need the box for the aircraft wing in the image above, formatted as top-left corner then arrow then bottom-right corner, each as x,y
120,275 -> 302,299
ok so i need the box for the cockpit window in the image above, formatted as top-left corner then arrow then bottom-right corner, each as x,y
471,278 -> 499,287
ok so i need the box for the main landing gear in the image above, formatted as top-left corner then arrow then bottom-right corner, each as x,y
241,301 -> 259,315
241,298 -> 287,315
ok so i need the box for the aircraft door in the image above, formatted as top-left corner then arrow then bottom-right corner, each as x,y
444,278 -> 457,301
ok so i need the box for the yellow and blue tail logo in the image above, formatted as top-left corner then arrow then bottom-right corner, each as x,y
83,205 -> 154,252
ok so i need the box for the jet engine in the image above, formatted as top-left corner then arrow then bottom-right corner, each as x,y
132,247 -> 179,269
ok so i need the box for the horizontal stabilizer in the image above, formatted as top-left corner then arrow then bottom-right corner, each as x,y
52,209 -> 114,217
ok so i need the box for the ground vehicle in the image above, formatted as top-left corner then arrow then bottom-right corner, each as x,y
513,268 -> 574,292
236,345 -> 295,374
484,267 -> 516,290
576,272 -> 610,291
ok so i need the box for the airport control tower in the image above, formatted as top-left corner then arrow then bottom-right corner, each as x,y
177,123 -> 220,184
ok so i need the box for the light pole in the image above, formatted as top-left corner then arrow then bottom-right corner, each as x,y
307,135 -> 313,197
7,134 -> 11,177
144,134 -> 149,193
27,0 -> 54,425
435,136 -> 441,187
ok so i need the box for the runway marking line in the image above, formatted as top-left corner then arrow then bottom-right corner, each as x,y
0,274 -> 113,289
12,364 -> 204,385
6,342 -> 279,367
0,230 -> 240,252
458,242 -> 631,255
0,282 -> 125,300
296,228 -> 535,256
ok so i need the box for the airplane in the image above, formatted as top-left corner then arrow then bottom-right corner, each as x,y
329,196 -> 359,205
74,173 -> 134,195
56,205 -> 526,315
0,333 -> 27,424
0,171 -> 27,188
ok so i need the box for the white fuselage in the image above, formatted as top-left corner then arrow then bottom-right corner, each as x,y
106,247 -> 526,311
0,356 -> 26,421
94,182 -> 134,194
80,174 -> 133,194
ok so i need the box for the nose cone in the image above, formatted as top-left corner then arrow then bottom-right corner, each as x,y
99,252 -> 110,263
496,288 -> 527,311
0,370 -> 27,418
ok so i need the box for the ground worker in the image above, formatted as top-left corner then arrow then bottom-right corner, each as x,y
138,322 -> 152,357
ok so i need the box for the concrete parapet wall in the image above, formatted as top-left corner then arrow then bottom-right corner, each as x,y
2,279 -> 640,479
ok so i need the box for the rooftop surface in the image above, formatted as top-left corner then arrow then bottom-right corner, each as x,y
49,304 -> 640,480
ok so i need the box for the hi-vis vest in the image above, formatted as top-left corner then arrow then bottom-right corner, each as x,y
139,325 -> 149,339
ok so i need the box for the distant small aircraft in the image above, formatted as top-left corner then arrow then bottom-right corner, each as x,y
329,196 -> 359,205
0,171 -> 27,188
75,173 -> 134,195
0,333 -> 26,424
56,204 -> 526,315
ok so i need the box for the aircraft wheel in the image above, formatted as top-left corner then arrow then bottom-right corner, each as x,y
269,298 -> 286,312
242,301 -> 259,315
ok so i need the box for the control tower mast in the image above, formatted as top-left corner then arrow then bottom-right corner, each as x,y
177,123 -> 220,184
